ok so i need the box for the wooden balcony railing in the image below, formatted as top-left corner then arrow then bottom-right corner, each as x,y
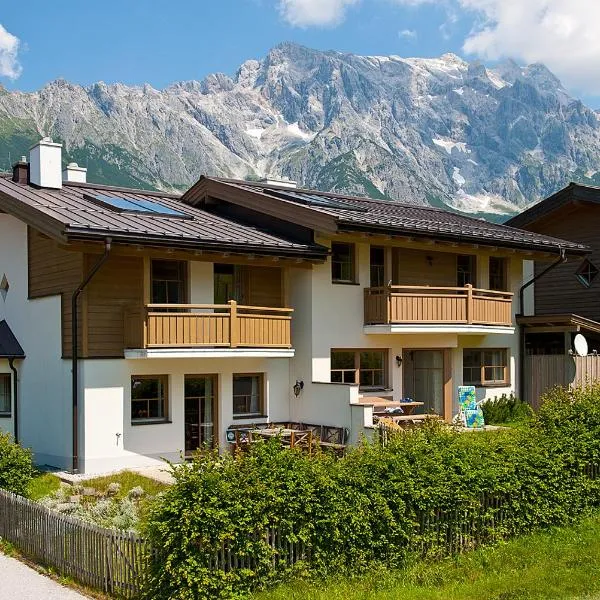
124,301 -> 293,349
364,285 -> 513,327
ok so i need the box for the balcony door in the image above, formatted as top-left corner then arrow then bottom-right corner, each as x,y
214,264 -> 246,305
403,350 -> 446,416
151,260 -> 187,304
184,375 -> 217,454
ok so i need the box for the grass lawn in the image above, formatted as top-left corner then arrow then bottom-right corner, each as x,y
82,470 -> 168,499
26,472 -> 61,500
254,512 -> 600,600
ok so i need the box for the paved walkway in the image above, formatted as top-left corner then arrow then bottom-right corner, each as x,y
0,552 -> 88,599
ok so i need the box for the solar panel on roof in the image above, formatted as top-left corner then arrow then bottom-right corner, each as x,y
272,190 -> 368,212
85,194 -> 190,218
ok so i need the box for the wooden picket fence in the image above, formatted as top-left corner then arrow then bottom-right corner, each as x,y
1,463 -> 599,598
0,489 -> 151,598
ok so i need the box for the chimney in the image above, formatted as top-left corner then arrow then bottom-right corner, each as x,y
62,162 -> 87,184
29,137 -> 62,189
12,156 -> 29,184
259,177 -> 297,189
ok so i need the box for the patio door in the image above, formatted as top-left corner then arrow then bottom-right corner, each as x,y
403,350 -> 445,415
184,375 -> 217,454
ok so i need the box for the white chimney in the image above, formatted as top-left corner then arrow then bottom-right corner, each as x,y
62,162 -> 87,184
29,137 -> 62,189
259,177 -> 297,189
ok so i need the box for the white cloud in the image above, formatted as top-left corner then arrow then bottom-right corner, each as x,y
399,28 -> 417,39
278,0 -> 360,27
459,0 -> 600,94
0,23 -> 21,80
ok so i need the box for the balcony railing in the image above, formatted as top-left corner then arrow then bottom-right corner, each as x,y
125,301 -> 293,349
364,285 -> 513,327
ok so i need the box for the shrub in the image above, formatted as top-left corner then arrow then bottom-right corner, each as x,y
480,393 -> 533,424
143,385 -> 600,599
0,432 -> 34,496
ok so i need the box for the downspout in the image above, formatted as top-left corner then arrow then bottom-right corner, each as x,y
71,238 -> 112,473
517,248 -> 567,403
8,357 -> 18,444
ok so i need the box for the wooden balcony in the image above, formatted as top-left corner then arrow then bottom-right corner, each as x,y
125,301 -> 293,349
364,285 -> 513,327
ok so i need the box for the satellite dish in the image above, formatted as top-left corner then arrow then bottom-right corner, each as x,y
574,334 -> 588,357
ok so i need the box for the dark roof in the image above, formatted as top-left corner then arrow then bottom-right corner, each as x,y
507,182 -> 600,230
0,176 -> 327,259
184,177 -> 589,255
0,320 -> 25,358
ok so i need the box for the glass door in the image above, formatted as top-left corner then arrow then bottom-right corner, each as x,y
403,350 -> 444,415
184,375 -> 217,454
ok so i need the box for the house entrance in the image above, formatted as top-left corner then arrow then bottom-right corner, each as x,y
403,350 -> 445,415
184,375 -> 218,455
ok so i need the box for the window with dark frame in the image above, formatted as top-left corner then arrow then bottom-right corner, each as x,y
233,373 -> 264,417
457,254 -> 476,287
331,349 -> 388,389
489,257 -> 508,291
151,260 -> 187,304
576,259 -> 599,288
0,374 -> 11,417
131,375 -> 169,423
370,246 -> 386,287
463,349 -> 508,386
331,242 -> 356,283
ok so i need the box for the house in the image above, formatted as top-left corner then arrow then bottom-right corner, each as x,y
507,183 -> 600,405
0,138 -> 587,473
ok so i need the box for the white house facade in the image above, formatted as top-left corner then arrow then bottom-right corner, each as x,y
0,139 -> 587,473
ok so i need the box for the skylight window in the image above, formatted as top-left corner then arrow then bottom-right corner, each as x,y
272,190 -> 368,213
85,193 -> 189,218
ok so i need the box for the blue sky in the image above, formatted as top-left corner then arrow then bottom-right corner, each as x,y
2,0 -> 599,107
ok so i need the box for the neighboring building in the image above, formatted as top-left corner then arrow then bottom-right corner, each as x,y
507,183 -> 600,405
0,139 -> 587,473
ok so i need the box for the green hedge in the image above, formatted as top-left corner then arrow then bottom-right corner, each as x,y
0,432 -> 34,496
480,393 -> 534,424
144,385 -> 600,599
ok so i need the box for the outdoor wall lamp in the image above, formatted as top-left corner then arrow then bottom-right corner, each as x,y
395,355 -> 403,367
293,380 -> 304,397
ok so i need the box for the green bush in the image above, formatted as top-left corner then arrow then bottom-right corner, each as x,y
143,384 -> 600,599
480,393 -> 534,424
0,432 -> 35,496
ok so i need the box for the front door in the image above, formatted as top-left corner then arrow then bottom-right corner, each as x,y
184,375 -> 217,455
403,350 -> 445,415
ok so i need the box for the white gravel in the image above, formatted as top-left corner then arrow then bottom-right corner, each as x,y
0,552 -> 88,599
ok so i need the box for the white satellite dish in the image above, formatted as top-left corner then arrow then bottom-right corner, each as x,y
574,334 -> 588,357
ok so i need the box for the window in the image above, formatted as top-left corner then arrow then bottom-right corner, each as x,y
131,375 -> 169,423
463,349 -> 508,386
151,260 -> 187,304
576,259 -> 599,288
331,350 -> 387,389
489,257 -> 508,291
0,374 -> 10,417
233,374 -> 264,417
457,255 -> 476,287
331,243 -> 356,283
370,246 -> 385,287
214,263 -> 246,304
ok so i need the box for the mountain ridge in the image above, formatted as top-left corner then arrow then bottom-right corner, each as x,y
1,42 -> 600,219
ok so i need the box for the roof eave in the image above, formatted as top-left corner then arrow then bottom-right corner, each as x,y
336,221 -> 589,256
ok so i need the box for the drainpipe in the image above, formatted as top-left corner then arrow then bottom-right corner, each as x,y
517,248 -> 567,403
8,358 -> 19,444
71,238 -> 112,473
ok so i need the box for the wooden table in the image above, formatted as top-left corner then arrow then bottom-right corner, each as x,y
360,397 -> 425,416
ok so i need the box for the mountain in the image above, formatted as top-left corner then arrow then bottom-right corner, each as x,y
2,42 -> 600,219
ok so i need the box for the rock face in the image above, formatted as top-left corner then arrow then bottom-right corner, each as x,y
2,42 -> 600,218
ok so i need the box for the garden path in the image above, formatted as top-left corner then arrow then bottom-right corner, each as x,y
0,552 -> 88,599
